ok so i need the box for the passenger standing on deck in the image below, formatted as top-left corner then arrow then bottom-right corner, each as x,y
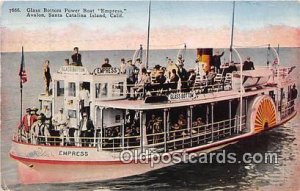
291,84 -> 298,111
120,58 -> 126,74
136,58 -> 145,72
177,54 -> 184,66
135,68 -> 151,98
170,69 -> 179,83
243,57 -> 255,70
125,59 -> 138,98
52,108 -> 69,146
43,60 -> 52,96
42,105 -> 52,127
177,62 -> 189,91
31,107 -> 39,120
79,84 -> 90,118
169,69 -> 179,90
102,58 -> 111,68
79,112 -> 95,147
31,115 -> 50,145
212,50 -> 224,73
188,69 -> 196,87
31,116 -> 43,144
71,47 -> 82,66
18,108 -> 32,142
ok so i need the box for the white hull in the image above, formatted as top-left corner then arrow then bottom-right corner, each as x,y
11,141 -> 235,184
10,109 -> 297,184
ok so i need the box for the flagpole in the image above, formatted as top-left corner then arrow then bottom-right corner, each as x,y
229,1 -> 235,62
20,47 -> 24,137
146,0 -> 151,69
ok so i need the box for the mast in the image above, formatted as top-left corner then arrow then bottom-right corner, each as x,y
267,44 -> 270,67
229,1 -> 235,62
146,0 -> 151,69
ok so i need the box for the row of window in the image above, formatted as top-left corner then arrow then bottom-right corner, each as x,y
56,81 -> 125,98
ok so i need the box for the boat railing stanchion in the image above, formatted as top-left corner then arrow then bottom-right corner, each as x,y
229,100 -> 232,136
163,108 -> 168,152
189,105 -> 193,147
139,110 -> 144,153
100,107 -> 104,151
93,106 -> 97,147
121,119 -> 125,150
211,102 -> 214,142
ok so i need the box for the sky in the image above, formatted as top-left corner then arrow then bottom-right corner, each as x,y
1,1 -> 300,52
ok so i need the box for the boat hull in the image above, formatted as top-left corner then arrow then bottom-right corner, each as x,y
10,111 -> 297,184
10,141 -> 235,184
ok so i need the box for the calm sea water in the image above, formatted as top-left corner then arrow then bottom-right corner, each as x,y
1,48 -> 300,190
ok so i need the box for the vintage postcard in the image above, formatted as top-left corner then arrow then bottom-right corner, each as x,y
1,1 -> 299,190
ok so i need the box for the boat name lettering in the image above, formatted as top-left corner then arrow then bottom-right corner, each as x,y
59,66 -> 88,73
168,92 -> 196,100
93,67 -> 120,75
59,150 -> 89,157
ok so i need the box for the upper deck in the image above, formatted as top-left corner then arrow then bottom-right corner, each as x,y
39,65 -> 296,110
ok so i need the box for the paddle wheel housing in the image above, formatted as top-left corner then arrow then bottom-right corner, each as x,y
247,95 -> 278,133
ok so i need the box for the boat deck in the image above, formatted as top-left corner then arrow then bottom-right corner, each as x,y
95,86 -> 278,110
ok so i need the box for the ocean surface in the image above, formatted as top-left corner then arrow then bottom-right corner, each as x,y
1,48 -> 300,190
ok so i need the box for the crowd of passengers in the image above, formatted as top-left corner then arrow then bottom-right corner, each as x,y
43,47 -> 256,98
18,106 -> 96,147
102,111 -> 207,146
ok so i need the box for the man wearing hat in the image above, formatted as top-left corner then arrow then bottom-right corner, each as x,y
41,105 -> 52,125
212,50 -> 224,73
177,54 -> 185,66
43,60 -> 52,96
120,58 -> 126,74
291,84 -> 298,111
71,47 -> 82,66
30,114 -> 50,145
242,56 -> 255,71
79,112 -> 95,147
177,61 -> 189,91
18,108 -> 32,142
52,108 -> 69,145
102,58 -> 112,68
135,58 -> 145,74
30,107 -> 39,130
125,58 -> 138,98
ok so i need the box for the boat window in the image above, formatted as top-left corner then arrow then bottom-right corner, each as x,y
115,115 -> 121,123
68,110 -> 76,118
80,82 -> 90,92
112,82 -> 124,97
56,81 -> 64,96
95,83 -> 108,98
68,82 -> 76,97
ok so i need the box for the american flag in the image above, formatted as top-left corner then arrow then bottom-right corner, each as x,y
19,47 -> 27,85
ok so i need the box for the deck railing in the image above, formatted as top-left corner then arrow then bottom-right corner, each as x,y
127,74 -> 233,100
13,115 -> 247,152
280,99 -> 296,120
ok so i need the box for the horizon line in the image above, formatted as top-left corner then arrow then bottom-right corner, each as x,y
2,46 -> 299,54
